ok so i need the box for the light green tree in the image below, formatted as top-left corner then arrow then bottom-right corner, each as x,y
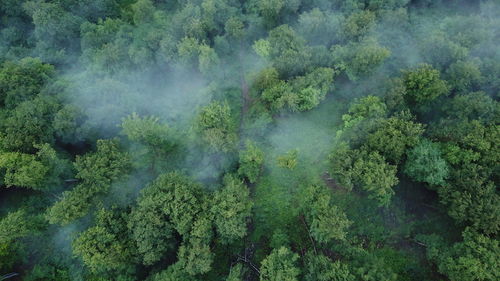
260,247 -> 300,281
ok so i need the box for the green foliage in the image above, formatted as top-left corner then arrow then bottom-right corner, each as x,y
149,263 -> 198,281
352,150 -> 399,207
196,101 -> 237,152
73,226 -> 127,272
226,263 -> 245,281
261,80 -> 295,112
259,247 -> 300,281
46,139 -> 131,225
0,152 -> 48,189
364,112 -> 424,163
0,209 -> 33,245
422,228 -> 500,281
133,171 -> 204,238
260,67 -> 335,112
332,38 -> 390,81
0,209 -> 37,271
238,140 -> 264,183
303,184 -> 351,243
342,10 -> 376,41
341,95 -> 387,129
277,149 -> 298,170
225,17 -> 244,39
53,104 -> 89,144
0,0 -> 499,279
402,64 -> 449,105
211,175 -> 253,244
420,32 -> 468,69
330,145 -> 399,207
304,253 -> 355,281
121,113 -> 171,149
404,139 -> 449,186
128,193 -> 175,265
73,208 -> 137,273
177,239 -> 214,275
266,24 -> 312,77
0,95 -> 59,153
0,57 -> 54,109
445,60 -> 482,93
444,92 -> 499,124
23,1 -> 83,62
131,0 -> 155,25
297,9 -> 343,46
24,263 -> 71,281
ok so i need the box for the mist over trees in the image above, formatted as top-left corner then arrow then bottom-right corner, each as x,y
0,0 -> 499,280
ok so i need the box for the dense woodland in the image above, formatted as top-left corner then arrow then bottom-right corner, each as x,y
0,0 -> 499,280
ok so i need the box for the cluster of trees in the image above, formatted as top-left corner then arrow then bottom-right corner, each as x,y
0,0 -> 498,280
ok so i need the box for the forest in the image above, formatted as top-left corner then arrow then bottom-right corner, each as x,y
0,0 -> 499,280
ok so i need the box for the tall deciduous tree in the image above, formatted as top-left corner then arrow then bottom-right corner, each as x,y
260,247 -> 300,281
46,139 -> 130,225
404,139 -> 449,186
211,174 -> 253,244
238,140 -> 264,183
196,101 -> 237,152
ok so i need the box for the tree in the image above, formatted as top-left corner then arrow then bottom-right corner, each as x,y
421,228 -> 500,281
329,143 -> 358,190
238,140 -> 264,183
261,80 -> 296,112
196,101 -> 237,152
260,247 -> 300,281
304,253 -> 355,281
341,10 -> 376,41
402,63 -> 449,105
404,139 -> 449,186
266,24 -> 312,77
258,0 -> 285,27
303,184 -> 351,244
0,209 -> 37,272
364,111 -> 424,163
341,95 -> 387,129
198,43 -> 220,76
226,263 -> 246,281
0,95 -> 59,153
443,92 -> 499,124
290,67 -> 336,111
225,17 -> 245,39
0,57 -> 54,109
177,239 -> 213,276
332,38 -> 390,81
23,1 -> 83,63
52,104 -> 89,144
133,172 -> 204,239
121,113 -> 174,172
420,32 -> 468,69
337,96 -> 388,147
73,208 -> 137,273
131,0 -> 155,25
352,150 -> 399,207
46,139 -> 131,225
329,145 -> 399,207
211,174 -> 253,244
149,263 -> 198,281
297,9 -> 343,46
128,193 -> 176,265
0,152 -> 48,189
438,163 -> 499,235
445,60 -> 482,93
277,149 -> 298,170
